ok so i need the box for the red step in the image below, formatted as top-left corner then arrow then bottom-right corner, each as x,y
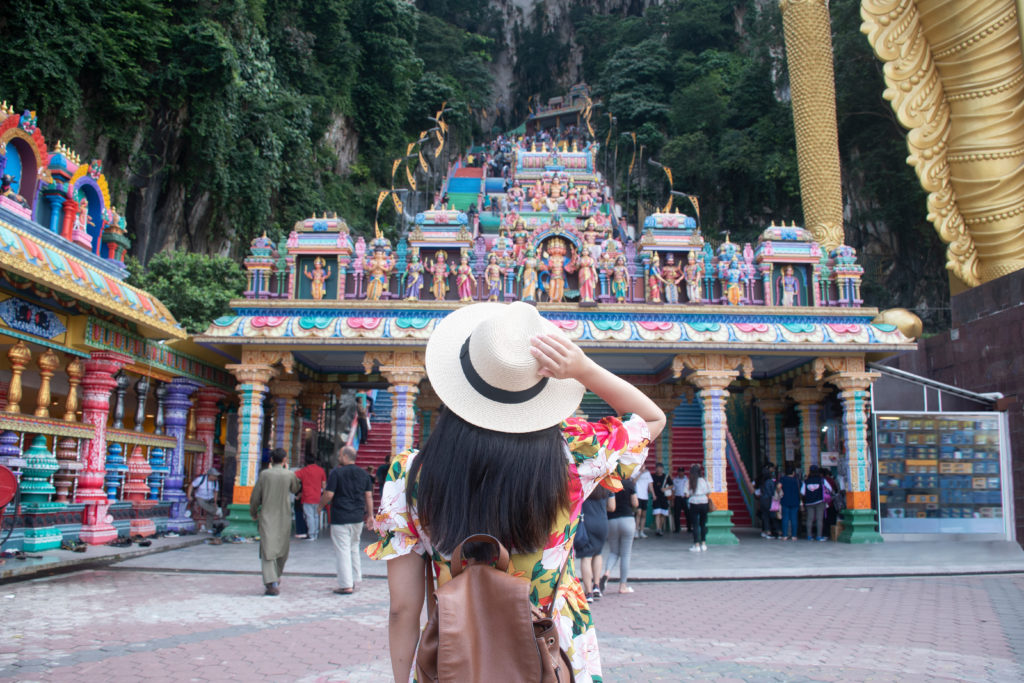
357,423 -> 420,512
670,427 -> 752,527
454,167 -> 483,178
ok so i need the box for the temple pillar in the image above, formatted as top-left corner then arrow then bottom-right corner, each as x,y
269,380 -> 303,467
416,381 -> 442,444
646,384 -> 683,470
163,378 -> 199,531
780,0 -> 844,251
830,371 -> 882,543
76,351 -> 131,544
194,387 -> 227,475
750,387 -> 788,470
673,353 -> 752,545
363,351 -> 426,458
222,362 -> 281,537
789,381 -> 827,475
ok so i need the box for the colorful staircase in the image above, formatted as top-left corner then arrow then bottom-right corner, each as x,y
670,399 -> 753,527
358,390 -> 420,511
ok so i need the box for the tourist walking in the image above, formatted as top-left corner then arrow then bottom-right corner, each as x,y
651,462 -> 673,536
574,487 -> 612,601
756,463 -> 777,539
684,464 -> 710,551
780,466 -> 802,540
601,477 -> 639,594
672,466 -> 689,533
802,466 -> 833,541
366,301 -> 666,682
634,466 -> 653,538
320,446 -> 373,595
249,448 -> 301,595
294,455 -> 327,540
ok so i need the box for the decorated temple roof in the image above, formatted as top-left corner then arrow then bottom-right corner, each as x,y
0,215 -> 184,339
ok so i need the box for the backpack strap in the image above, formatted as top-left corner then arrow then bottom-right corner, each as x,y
424,553 -> 436,621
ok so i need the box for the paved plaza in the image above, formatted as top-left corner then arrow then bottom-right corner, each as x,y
2,533 -> 1024,682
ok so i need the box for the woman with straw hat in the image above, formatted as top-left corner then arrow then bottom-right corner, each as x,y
367,301 -> 666,682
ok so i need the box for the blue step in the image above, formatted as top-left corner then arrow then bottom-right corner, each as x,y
369,389 -> 391,423
673,397 -> 702,427
447,177 -> 481,194
484,178 -> 505,193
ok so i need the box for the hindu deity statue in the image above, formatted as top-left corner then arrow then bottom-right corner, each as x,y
455,254 -> 477,303
659,254 -> 687,304
508,181 -> 525,210
725,255 -> 744,306
579,185 -> 593,216
565,182 -> 579,211
530,180 -> 546,211
610,255 -> 630,303
0,174 -> 28,208
582,218 -> 602,260
72,197 -> 94,246
683,252 -> 703,303
430,251 -> 450,301
404,251 -> 425,301
364,248 -> 392,301
518,247 -> 540,303
647,253 -> 663,304
541,238 -> 571,303
484,253 -> 504,302
780,264 -> 800,306
304,256 -> 332,301
545,176 -> 563,212
512,219 -> 531,262
577,247 -> 598,305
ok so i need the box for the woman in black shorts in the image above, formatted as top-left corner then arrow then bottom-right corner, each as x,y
574,487 -> 612,600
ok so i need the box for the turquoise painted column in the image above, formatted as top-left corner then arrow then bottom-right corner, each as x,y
832,371 -> 883,543
790,386 -> 826,475
363,351 -> 425,460
222,364 -> 275,537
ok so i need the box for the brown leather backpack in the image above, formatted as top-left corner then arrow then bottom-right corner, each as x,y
416,534 -> 575,683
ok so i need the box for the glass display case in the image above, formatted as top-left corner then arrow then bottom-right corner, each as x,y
875,413 -> 1006,534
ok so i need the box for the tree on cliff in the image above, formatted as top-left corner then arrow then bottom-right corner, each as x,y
127,251 -> 246,334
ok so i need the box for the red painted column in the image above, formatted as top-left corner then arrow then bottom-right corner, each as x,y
61,199 -> 78,241
194,386 -> 228,475
76,351 -> 130,544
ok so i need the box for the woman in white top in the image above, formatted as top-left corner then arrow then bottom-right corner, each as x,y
684,463 -> 711,552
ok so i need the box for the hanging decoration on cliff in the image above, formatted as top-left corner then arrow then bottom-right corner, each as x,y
662,166 -> 674,213
606,113 -> 613,146
628,132 -> 637,177
374,190 -> 388,238
406,164 -> 417,191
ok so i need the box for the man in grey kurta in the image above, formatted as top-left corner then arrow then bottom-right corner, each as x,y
249,448 -> 301,595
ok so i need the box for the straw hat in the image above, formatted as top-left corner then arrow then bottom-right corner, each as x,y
425,301 -> 585,433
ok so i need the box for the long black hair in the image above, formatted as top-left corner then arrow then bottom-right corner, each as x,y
407,405 -> 570,556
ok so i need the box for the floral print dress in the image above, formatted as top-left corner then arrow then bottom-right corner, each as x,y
367,414 -> 651,683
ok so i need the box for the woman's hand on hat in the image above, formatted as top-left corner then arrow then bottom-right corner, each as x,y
530,333 -> 592,381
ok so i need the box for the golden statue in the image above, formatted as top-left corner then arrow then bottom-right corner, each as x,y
861,0 -> 1024,287
304,257 -> 331,300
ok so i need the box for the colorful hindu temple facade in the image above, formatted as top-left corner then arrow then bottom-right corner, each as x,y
197,133 -> 919,544
0,104 -> 233,550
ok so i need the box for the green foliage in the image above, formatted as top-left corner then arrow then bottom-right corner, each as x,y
127,251 -> 247,334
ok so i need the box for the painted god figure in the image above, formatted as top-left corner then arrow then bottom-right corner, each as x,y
364,249 -> 392,301
405,252 -> 425,301
0,174 -> 28,208
72,198 -> 94,248
304,256 -> 332,301
542,239 -> 571,304
683,252 -> 703,303
565,185 -> 579,211
726,255 -> 744,306
781,264 -> 800,306
577,250 -> 598,304
512,219 -> 530,262
610,255 -> 630,303
484,253 -> 504,302
430,251 -> 450,301
456,255 -> 477,303
647,253 -> 663,303
658,253 -> 686,304
518,247 -> 540,303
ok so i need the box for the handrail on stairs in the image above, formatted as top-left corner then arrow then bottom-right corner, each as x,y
725,429 -> 756,523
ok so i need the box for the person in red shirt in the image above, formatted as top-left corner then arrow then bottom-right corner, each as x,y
295,455 -> 327,540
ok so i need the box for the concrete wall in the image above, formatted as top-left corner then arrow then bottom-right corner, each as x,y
882,269 -> 1024,545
